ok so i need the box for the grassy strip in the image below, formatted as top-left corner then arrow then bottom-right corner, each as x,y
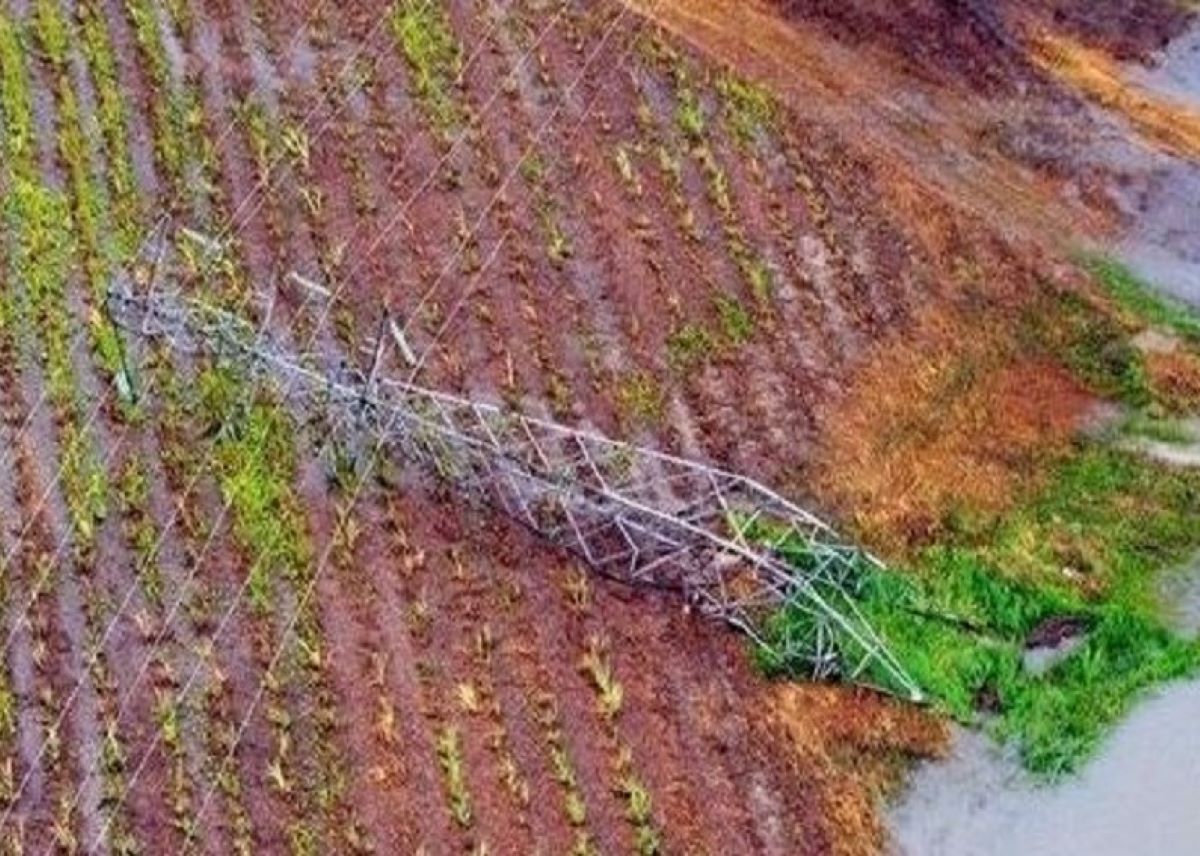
759,443 -> 1200,777
1083,254 -> 1200,344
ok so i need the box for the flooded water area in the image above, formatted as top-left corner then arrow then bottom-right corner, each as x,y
1103,20 -> 1200,307
888,681 -> 1200,855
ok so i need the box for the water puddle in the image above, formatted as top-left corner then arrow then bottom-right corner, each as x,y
888,681 -> 1200,855
1130,25 -> 1200,111
1107,21 -> 1200,307
1125,418 -> 1200,468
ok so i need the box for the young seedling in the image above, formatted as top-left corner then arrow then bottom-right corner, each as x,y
436,726 -> 473,829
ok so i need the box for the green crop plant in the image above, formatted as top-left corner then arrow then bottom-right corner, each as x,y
616,372 -> 664,427
714,294 -> 753,344
51,794 -> 79,852
239,97 -> 275,187
530,690 -> 593,843
199,366 -> 311,614
695,145 -> 732,216
694,145 -> 775,305
541,206 -> 573,268
618,776 -> 661,856
565,789 -> 586,826
519,145 -> 576,270
436,726 -> 473,828
519,152 -> 546,185
76,0 -> 141,251
613,143 -> 643,196
658,56 -> 778,309
456,682 -> 482,714
667,323 -> 715,370
580,636 -> 624,721
123,0 -> 207,202
716,73 -> 776,148
675,88 -> 706,144
117,458 -> 164,606
0,14 -> 34,165
281,123 -> 311,171
390,0 -> 465,136
563,568 -> 592,613
35,0 -> 135,406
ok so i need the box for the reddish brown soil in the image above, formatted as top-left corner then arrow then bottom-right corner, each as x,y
815,301 -> 1099,550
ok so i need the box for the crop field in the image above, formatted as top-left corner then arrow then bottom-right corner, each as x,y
1,0 -> 1198,853
0,0 -> 972,852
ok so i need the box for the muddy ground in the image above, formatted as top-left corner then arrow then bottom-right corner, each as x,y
0,0 -> 1197,852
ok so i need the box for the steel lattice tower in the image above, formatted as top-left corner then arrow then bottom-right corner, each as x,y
106,224 -> 923,702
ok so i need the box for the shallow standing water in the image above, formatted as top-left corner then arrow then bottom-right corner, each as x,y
889,19 -> 1200,856
1110,20 -> 1200,308
888,682 -> 1200,855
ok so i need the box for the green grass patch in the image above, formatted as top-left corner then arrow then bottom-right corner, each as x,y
1083,254 -> 1200,345
759,443 -> 1200,777
1021,290 -> 1151,407
1122,413 -> 1196,445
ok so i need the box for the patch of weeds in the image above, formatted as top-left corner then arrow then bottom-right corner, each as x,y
200,367 -> 311,614
615,372 -> 664,427
714,294 -> 753,344
758,443 -> 1200,777
666,323 -> 715,370
390,0 -> 464,135
1082,254 -> 1200,344
716,73 -> 775,147
1021,291 -> 1150,407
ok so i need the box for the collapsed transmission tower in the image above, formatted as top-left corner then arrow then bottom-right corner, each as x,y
106,228 -> 923,702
